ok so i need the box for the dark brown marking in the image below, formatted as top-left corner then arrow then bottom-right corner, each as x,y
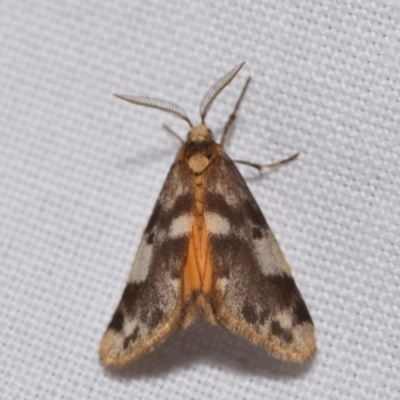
205,193 -> 245,228
145,193 -> 194,235
259,307 -> 272,325
156,236 -> 188,279
150,308 -> 164,328
271,320 -> 293,343
209,235 -> 244,278
292,299 -> 313,326
242,300 -> 258,325
168,194 -> 193,221
262,275 -> 303,311
139,304 -> 149,323
121,283 -> 141,314
108,308 -> 124,332
145,193 -> 193,234
123,327 -> 139,349
145,202 -> 162,234
252,227 -> 263,239
147,233 -> 155,244
243,199 -> 267,228
184,140 -> 213,159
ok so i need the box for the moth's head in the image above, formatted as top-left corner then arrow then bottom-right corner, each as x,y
187,124 -> 213,142
113,62 -> 245,142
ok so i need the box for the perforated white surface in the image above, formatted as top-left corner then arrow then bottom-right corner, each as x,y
1,1 -> 399,399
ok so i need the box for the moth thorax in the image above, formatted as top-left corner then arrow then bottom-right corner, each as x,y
188,153 -> 210,174
188,124 -> 212,142
186,124 -> 213,175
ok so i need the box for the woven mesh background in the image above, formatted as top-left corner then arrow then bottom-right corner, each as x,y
1,1 -> 399,399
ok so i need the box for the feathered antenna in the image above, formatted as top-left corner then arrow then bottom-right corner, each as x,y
114,95 -> 193,127
199,62 -> 245,123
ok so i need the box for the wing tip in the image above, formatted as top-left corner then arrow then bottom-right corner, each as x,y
218,308 -> 317,364
99,330 -> 131,367
247,321 -> 317,363
270,322 -> 317,363
99,314 -> 184,367
99,329 -> 158,367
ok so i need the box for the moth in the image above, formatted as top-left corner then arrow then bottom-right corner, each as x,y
100,62 -> 316,367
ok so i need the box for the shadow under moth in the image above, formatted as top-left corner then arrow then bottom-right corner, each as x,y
100,62 -> 316,367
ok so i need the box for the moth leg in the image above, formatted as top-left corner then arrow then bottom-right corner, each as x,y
162,124 -> 185,144
220,77 -> 252,148
234,152 -> 299,173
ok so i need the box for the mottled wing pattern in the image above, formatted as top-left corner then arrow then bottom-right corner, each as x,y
100,156 -> 195,366
203,152 -> 316,362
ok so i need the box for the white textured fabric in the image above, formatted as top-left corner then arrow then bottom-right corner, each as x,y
1,1 -> 399,399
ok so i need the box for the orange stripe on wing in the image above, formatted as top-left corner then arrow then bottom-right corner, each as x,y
183,208 -> 213,302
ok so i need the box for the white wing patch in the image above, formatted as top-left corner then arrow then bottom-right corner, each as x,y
205,212 -> 231,235
275,310 -> 294,329
162,180 -> 186,210
124,318 -> 139,337
169,214 -> 193,238
214,180 -> 240,206
128,234 -> 153,283
254,235 -> 292,277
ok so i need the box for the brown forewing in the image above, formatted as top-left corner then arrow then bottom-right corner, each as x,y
203,151 -> 316,362
100,154 -> 196,366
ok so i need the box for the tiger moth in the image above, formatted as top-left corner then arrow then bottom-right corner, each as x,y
100,62 -> 316,367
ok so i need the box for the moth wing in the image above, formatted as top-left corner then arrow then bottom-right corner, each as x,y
100,157 -> 195,367
203,153 -> 316,362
